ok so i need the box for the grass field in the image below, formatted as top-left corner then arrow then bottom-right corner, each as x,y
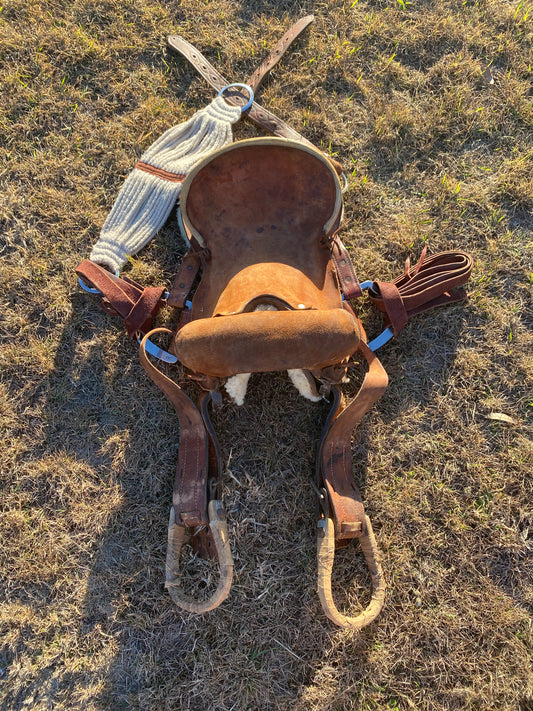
1,1 -> 532,709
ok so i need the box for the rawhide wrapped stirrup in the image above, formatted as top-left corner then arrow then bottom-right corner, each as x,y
166,501 -> 233,613
139,330 -> 233,613
317,516 -> 385,630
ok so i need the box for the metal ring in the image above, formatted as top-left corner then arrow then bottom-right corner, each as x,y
217,83 -> 254,112
78,277 -> 101,294
78,268 -> 120,295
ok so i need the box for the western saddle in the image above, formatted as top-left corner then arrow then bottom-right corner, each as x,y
76,18 -> 473,630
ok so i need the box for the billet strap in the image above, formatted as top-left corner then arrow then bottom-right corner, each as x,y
369,249 -> 473,336
76,259 -> 166,337
317,515 -> 385,630
318,342 -> 388,541
331,236 -> 364,299
139,329 -> 210,528
167,251 -> 202,308
167,18 -> 344,175
246,15 -> 316,93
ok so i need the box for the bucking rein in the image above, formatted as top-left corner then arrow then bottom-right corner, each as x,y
76,17 -> 473,630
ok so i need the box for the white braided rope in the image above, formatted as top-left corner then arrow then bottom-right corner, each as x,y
90,96 -> 241,273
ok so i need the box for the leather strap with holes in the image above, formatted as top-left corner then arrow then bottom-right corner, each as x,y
331,236 -> 364,299
167,251 -> 201,308
368,249 -> 473,336
167,17 -> 343,175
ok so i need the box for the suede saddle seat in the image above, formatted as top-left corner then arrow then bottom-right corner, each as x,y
174,138 -> 362,378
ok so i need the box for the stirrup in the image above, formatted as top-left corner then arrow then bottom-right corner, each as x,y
165,500 -> 234,613
317,515 -> 385,630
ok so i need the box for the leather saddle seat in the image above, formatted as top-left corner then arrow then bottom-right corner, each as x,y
174,138 -> 362,378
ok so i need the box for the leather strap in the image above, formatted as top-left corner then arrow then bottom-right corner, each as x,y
318,342 -> 389,541
167,251 -> 201,308
135,161 -> 186,183
139,329 -> 210,528
369,249 -> 473,336
76,260 -> 166,337
247,15 -> 315,93
331,236 -> 363,299
167,34 -> 316,145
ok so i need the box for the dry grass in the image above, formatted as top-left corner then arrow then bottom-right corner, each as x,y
1,0 -> 532,709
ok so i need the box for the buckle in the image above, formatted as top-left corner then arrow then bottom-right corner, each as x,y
360,280 -> 394,351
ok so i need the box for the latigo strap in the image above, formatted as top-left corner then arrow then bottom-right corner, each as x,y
76,260 -> 166,337
369,248 -> 473,335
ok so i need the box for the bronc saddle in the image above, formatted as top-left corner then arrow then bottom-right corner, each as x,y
76,18 -> 473,630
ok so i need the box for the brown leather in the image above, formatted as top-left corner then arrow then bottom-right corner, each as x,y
331,236 -> 364,299
135,161 -> 186,182
369,249 -> 473,335
174,309 -> 361,377
318,342 -> 389,541
247,15 -> 316,93
76,260 -> 166,337
77,130 -> 474,624
167,251 -> 201,308
139,329 -> 210,528
179,139 -> 343,321
171,138 -> 378,549
167,34 -> 320,148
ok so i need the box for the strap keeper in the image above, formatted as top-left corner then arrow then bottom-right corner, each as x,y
340,521 -> 364,537
124,286 -> 167,337
179,510 -> 206,527
373,281 -> 409,336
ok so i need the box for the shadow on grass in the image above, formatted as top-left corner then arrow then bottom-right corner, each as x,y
2,283 -> 396,709
2,248 -> 485,711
